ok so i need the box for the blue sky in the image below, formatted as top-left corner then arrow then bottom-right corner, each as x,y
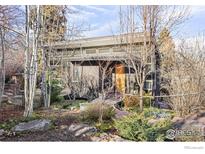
70,5 -> 205,39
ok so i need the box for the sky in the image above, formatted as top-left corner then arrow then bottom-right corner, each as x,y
69,5 -> 205,39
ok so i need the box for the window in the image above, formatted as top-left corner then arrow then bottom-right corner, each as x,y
144,80 -> 153,91
86,49 -> 96,54
99,48 -> 109,53
113,47 -> 126,52
72,64 -> 81,82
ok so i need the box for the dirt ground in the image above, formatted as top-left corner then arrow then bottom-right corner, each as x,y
0,103 -> 24,123
0,103 -> 92,141
2,127 -> 91,141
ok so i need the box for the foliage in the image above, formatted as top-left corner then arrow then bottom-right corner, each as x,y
123,93 -> 153,110
95,122 -> 114,132
80,103 -> 115,123
114,108 -> 172,141
50,79 -> 64,104
123,95 -> 139,108
143,92 -> 153,107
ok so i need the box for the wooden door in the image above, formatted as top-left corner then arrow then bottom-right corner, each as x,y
115,64 -> 125,93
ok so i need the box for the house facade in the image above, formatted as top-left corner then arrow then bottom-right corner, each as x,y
49,33 -> 154,98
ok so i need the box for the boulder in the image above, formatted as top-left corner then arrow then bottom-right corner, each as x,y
12,119 -> 51,132
68,124 -> 96,137
1,95 -> 9,103
0,129 -> 5,136
197,117 -> 205,125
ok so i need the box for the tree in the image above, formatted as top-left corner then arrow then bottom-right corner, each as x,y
165,35 -> 205,116
39,6 -> 67,108
98,60 -> 114,122
158,28 -> 175,95
0,5 -> 23,106
0,27 -> 5,106
24,5 -> 41,117
119,6 -> 189,111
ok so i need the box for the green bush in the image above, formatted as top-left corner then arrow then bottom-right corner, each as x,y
50,79 -> 64,103
80,103 -> 115,122
95,122 -> 114,132
114,111 -> 172,141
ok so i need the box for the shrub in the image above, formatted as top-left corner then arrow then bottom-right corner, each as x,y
114,110 -> 172,141
80,103 -> 115,122
123,95 -> 139,108
50,79 -> 64,103
143,92 -> 153,107
95,122 -> 114,132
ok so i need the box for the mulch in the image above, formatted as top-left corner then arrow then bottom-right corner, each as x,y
0,103 -> 24,123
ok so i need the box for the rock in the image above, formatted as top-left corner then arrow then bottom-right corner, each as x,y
12,119 -> 51,132
185,119 -> 198,125
115,110 -> 129,119
171,117 -> 184,123
91,132 -> 129,142
1,95 -> 8,103
59,125 -> 68,130
91,136 -> 101,142
197,117 -> 205,125
0,129 -> 5,136
75,126 -> 96,137
148,118 -> 165,125
68,124 -> 96,137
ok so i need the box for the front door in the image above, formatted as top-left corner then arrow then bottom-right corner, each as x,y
115,64 -> 125,93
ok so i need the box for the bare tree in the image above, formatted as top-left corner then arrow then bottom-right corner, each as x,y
24,5 -> 41,117
165,35 -> 205,116
119,6 -> 189,111
0,27 -> 5,105
0,5 -> 23,106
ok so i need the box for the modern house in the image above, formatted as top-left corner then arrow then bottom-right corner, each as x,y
49,33 -> 154,98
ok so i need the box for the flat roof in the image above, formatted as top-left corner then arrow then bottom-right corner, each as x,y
48,32 -> 145,49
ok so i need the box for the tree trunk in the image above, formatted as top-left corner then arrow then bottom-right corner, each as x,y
24,5 -> 40,117
154,46 -> 161,104
139,85 -> 144,112
23,5 -> 30,117
0,27 -> 5,106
